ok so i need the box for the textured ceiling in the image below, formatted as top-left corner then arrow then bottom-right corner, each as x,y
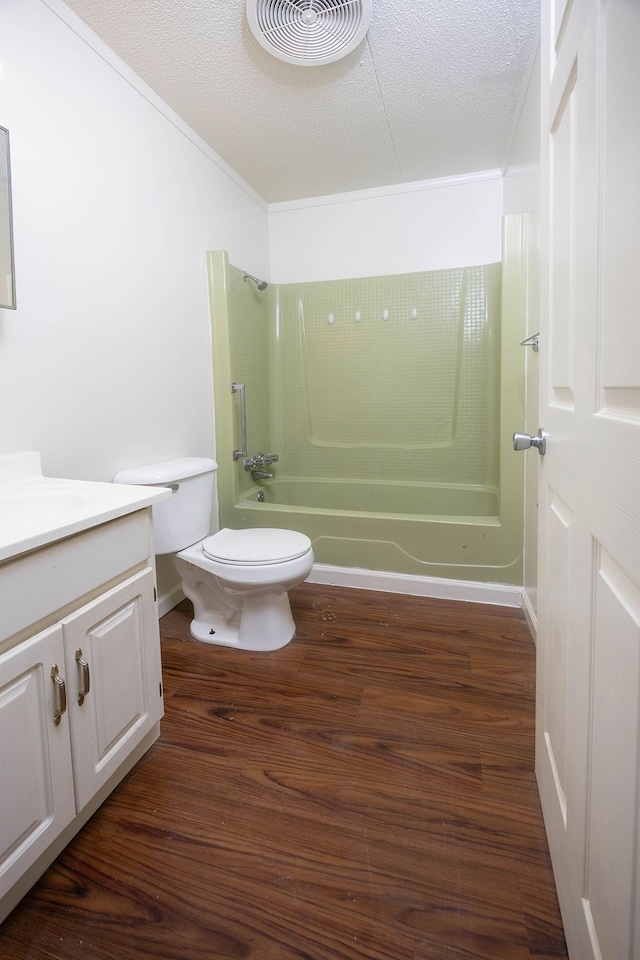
61,0 -> 540,203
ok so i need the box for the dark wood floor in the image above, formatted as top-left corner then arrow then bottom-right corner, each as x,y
1,584 -> 567,959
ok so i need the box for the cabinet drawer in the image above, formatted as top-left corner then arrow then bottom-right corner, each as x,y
0,510 -> 154,646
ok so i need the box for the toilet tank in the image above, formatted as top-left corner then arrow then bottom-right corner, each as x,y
113,457 -> 217,554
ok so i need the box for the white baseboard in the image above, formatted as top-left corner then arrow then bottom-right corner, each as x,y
307,563 -> 523,607
156,565 -> 524,619
521,588 -> 538,640
157,583 -> 184,618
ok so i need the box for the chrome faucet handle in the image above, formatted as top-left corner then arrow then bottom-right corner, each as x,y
243,453 -> 279,471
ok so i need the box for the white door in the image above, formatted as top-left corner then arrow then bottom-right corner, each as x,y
63,569 -> 163,812
536,1 -> 640,958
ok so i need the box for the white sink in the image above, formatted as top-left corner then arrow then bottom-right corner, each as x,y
0,452 -> 172,561
0,487 -> 93,535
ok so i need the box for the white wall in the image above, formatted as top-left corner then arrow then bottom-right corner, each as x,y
268,173 -> 504,283
0,0 -> 269,485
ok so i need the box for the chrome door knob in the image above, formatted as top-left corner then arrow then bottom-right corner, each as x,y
513,428 -> 547,456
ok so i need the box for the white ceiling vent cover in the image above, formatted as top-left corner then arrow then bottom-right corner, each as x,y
246,0 -> 372,66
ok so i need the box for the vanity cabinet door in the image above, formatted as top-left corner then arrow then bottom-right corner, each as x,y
0,625 -> 76,899
62,568 -> 164,812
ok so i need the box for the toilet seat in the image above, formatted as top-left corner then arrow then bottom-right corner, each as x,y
202,527 -> 312,565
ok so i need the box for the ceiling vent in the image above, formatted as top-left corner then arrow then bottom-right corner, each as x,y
246,0 -> 372,66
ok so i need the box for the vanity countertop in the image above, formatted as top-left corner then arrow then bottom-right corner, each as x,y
0,451 -> 171,563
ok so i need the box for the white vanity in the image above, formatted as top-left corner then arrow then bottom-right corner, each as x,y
0,452 -> 171,922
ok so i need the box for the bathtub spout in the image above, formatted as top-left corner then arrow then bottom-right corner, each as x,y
251,470 -> 273,481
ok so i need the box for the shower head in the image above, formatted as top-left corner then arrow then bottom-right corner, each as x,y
242,272 -> 268,291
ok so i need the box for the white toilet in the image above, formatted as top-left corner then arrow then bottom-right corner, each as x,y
113,457 -> 314,651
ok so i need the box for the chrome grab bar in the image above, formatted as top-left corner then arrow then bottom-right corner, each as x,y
231,383 -> 247,461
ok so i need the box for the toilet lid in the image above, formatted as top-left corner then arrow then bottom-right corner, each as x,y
202,528 -> 312,565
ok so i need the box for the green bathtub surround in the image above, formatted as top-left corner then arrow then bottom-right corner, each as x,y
209,216 -> 525,584
209,253 -> 272,507
231,498 -> 515,582
277,264 -> 501,487
231,478 -> 511,582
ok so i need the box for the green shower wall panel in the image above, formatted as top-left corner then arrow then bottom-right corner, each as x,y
274,265 -> 501,487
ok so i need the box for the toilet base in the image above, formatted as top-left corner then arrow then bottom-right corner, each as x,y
174,542 -> 313,652
187,591 -> 296,651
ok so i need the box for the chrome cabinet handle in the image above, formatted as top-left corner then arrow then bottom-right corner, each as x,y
51,664 -> 67,725
75,647 -> 90,705
513,428 -> 547,456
